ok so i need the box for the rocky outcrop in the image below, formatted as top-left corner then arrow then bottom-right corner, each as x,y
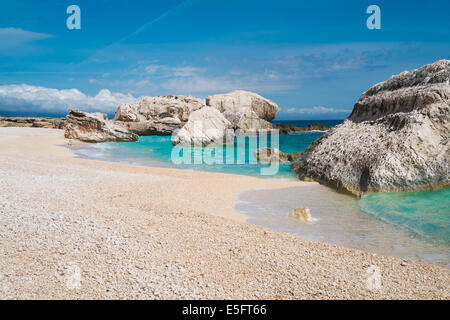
112,91 -> 282,139
65,110 -> 138,143
172,107 -> 235,146
206,90 -> 279,128
254,148 -> 302,163
272,123 -> 331,135
292,60 -> 450,196
0,117 -> 66,129
113,96 -> 205,135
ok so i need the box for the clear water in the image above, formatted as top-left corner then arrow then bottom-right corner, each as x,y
237,185 -> 450,267
73,131 -> 325,178
72,129 -> 449,267
358,189 -> 450,244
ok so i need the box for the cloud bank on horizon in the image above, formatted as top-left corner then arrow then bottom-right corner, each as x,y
0,0 -> 449,119
0,84 -> 135,114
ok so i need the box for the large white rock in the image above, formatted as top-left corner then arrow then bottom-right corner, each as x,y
235,110 -> 273,134
292,60 -> 450,196
206,90 -> 279,127
65,110 -> 138,143
114,95 -> 205,135
172,107 -> 235,146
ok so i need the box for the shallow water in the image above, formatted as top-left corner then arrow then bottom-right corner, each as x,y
72,132 -> 325,178
72,132 -> 449,267
236,185 -> 450,267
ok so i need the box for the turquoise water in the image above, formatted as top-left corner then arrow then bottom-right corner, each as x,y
73,131 -> 325,178
73,131 -> 449,265
358,188 -> 450,244
237,185 -> 450,267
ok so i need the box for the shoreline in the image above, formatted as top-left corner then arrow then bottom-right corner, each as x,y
0,127 -> 449,299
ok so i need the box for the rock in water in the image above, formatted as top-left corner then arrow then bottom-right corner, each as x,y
172,107 -> 235,146
292,60 -> 450,196
206,90 -> 279,129
65,110 -> 139,143
114,96 -> 205,135
289,207 -> 312,222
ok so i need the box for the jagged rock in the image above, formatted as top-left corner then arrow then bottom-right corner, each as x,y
206,90 -> 279,127
254,148 -> 302,163
172,107 -> 235,146
113,96 -> 205,135
292,60 -> 450,196
65,110 -> 138,143
0,117 -> 66,129
288,207 -> 312,222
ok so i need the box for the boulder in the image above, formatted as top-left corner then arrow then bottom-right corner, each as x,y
206,90 -> 279,127
65,110 -> 138,143
113,95 -> 205,135
292,60 -> 450,196
236,110 -> 273,134
172,107 -> 235,146
254,148 -> 302,163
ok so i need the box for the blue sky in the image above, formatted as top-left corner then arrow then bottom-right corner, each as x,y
0,0 -> 449,119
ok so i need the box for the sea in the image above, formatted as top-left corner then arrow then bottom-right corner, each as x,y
71,119 -> 450,267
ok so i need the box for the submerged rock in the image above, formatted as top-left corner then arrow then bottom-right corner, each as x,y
172,107 -> 235,146
292,60 -> 450,196
254,148 -> 302,163
288,207 -> 312,222
113,95 -> 205,135
65,110 -> 138,143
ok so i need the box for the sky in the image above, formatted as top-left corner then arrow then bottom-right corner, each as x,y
0,0 -> 449,119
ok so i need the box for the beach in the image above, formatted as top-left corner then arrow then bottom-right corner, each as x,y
0,127 -> 449,299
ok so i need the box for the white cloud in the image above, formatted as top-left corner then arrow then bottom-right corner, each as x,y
0,84 -> 136,114
144,63 -> 203,78
162,74 -> 297,95
0,28 -> 52,55
282,106 -> 352,114
172,66 -> 203,77
145,64 -> 163,74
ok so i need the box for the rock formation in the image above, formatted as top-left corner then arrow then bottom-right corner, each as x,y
272,123 -> 331,135
65,110 -> 138,143
113,96 -> 205,135
0,117 -> 66,129
206,90 -> 278,130
254,148 -> 302,163
292,60 -> 450,196
172,107 -> 235,146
